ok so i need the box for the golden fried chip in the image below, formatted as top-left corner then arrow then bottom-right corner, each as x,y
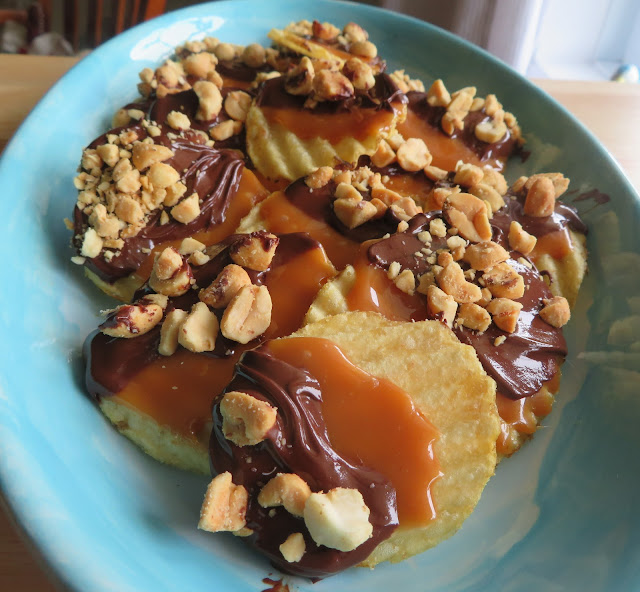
246,103 -> 391,181
534,228 -> 587,308
99,399 -> 210,474
291,311 -> 499,565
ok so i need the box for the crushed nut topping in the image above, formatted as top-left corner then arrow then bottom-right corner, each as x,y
198,472 -> 248,533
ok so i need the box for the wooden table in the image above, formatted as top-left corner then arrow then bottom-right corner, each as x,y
1,54 -> 639,591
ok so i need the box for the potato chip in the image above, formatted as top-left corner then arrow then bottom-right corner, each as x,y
291,311 -> 499,565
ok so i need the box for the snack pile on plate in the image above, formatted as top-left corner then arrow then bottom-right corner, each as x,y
68,18 -> 587,580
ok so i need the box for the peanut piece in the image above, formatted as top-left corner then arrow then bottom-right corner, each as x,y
229,233 -> 279,271
539,296 -> 570,328
305,166 -> 334,189
131,142 -> 174,171
224,91 -> 252,122
464,241 -> 510,271
258,473 -> 312,517
198,472 -> 248,533
285,56 -> 315,95
444,193 -> 492,243
486,298 -> 523,333
220,284 -> 272,344
437,260 -> 482,304
333,198 -> 377,229
100,302 -> 163,338
178,301 -> 219,352
220,390 -> 277,446
426,79 -> 451,107
171,193 -> 201,224
280,533 -> 306,563
199,264 -> 252,308
396,138 -> 432,172
454,162 -> 484,187
158,309 -> 188,356
242,43 -> 266,67
370,139 -> 396,168
303,488 -> 373,552
456,302 -> 491,332
80,228 -> 104,258
426,285 -> 458,327
482,262 -> 525,299
524,176 -> 555,217
209,119 -> 243,141
149,248 -> 193,297
193,80 -> 223,121
508,221 -> 537,255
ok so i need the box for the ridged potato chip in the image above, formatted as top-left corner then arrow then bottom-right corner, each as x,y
291,311 -> 499,566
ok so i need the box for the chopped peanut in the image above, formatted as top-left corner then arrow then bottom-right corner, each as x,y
229,233 -> 279,271
220,284 -> 272,344
199,264 -> 252,308
280,533 -> 306,563
508,221 -> 537,255
158,309 -> 188,356
258,473 -> 312,517
486,298 -> 523,333
456,302 -> 491,332
482,262 -> 525,299
220,390 -> 277,446
198,472 -> 248,533
178,301 -> 219,352
303,488 -> 372,552
539,296 -> 570,328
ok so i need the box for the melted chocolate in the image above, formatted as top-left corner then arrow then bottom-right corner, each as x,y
367,213 -> 567,399
496,190 -> 588,238
406,91 -> 518,163
283,177 -> 402,243
85,233 -> 322,399
256,73 -> 405,114
209,345 -> 398,579
73,129 -> 246,283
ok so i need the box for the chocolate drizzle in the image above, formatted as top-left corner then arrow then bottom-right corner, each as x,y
496,190 -> 588,238
209,345 -> 398,579
84,233 -> 322,399
256,73 -> 406,114
284,177 -> 403,244
405,91 -> 518,163
367,213 -> 568,399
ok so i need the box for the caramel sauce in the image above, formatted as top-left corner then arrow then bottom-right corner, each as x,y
530,228 -> 573,261
384,173 -> 435,208
398,109 -> 503,171
267,337 -> 440,527
496,387 -> 555,455
131,168 -> 269,284
219,75 -> 252,90
346,249 -> 427,322
260,105 -> 396,144
259,190 -> 360,269
111,244 -> 335,441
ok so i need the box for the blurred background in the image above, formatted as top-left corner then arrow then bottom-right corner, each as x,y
0,0 -> 638,81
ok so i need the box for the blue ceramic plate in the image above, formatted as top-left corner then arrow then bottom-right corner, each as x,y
1,1 -> 639,591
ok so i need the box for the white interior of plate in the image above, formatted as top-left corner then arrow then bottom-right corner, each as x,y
1,1 -> 639,591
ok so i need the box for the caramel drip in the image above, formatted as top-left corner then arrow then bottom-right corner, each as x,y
398,91 -> 518,171
496,387 -> 555,455
398,108 -> 493,171
346,246 -> 427,322
268,337 -> 440,527
259,190 -> 360,269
